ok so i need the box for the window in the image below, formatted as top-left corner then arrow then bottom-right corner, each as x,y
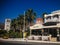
7,25 -> 9,27
32,29 -> 42,35
46,16 -> 51,19
7,20 -> 10,22
53,14 -> 59,18
43,28 -> 49,36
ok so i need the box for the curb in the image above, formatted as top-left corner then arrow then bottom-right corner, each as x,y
0,38 -> 60,44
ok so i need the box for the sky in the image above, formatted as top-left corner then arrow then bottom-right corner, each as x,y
0,0 -> 60,23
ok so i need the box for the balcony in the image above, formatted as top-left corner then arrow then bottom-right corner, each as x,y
52,18 -> 59,22
45,18 -> 59,23
45,14 -> 60,23
46,19 -> 52,22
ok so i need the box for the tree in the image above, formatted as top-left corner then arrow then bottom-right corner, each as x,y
9,30 -> 15,38
11,9 -> 37,37
25,9 -> 36,31
11,18 -> 18,31
17,15 -> 24,31
26,9 -> 36,24
0,30 -> 9,38
9,30 -> 23,38
25,9 -> 36,36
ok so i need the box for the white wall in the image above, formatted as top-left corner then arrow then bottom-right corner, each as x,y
4,19 -> 11,31
44,14 -> 60,23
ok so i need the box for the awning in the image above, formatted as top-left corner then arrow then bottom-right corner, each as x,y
30,24 -> 43,30
30,23 -> 60,30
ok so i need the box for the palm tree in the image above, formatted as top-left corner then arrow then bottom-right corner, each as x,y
11,9 -> 36,37
25,9 -> 36,26
25,9 -> 36,36
17,14 -> 24,31
11,18 -> 18,31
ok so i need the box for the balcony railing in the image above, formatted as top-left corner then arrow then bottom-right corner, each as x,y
45,18 -> 59,23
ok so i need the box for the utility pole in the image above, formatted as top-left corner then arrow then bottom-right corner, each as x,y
23,11 -> 25,39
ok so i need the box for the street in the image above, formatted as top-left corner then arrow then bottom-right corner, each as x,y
0,41 -> 60,45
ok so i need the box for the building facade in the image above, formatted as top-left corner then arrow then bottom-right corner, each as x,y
29,18 -> 44,40
43,10 -> 60,41
4,19 -> 11,31
44,10 -> 60,23
30,10 -> 60,41
36,18 -> 43,24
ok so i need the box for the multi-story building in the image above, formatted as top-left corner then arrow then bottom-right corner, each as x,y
4,19 -> 11,31
43,10 -> 60,41
30,10 -> 60,41
44,10 -> 60,23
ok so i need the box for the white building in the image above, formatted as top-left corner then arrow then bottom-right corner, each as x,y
44,10 -> 60,23
43,10 -> 60,41
29,10 -> 60,41
4,19 -> 11,31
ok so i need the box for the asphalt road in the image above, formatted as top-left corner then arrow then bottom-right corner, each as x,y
0,41 -> 60,45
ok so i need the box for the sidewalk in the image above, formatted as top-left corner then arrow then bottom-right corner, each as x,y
27,40 -> 60,44
0,38 -> 60,44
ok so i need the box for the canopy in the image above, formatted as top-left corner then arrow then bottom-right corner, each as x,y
30,24 -> 43,30
30,23 -> 60,30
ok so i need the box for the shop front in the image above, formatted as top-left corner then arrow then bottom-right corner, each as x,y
29,24 -> 50,41
29,24 -> 60,41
